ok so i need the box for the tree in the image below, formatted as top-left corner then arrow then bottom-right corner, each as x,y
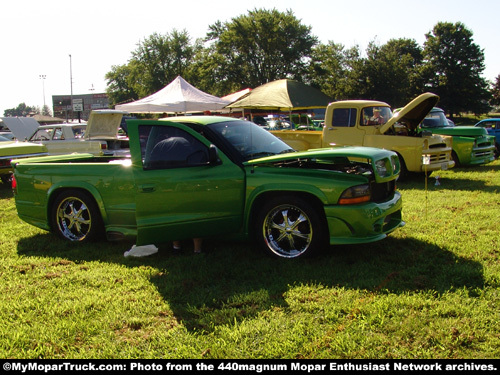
132,29 -> 196,96
105,63 -> 140,106
309,38 -> 424,106
3,103 -> 38,117
308,41 -> 361,100
204,8 -> 318,94
368,39 -> 423,106
490,74 -> 500,108
349,39 -> 424,106
41,104 -> 52,117
106,29 -> 196,106
422,22 -> 490,116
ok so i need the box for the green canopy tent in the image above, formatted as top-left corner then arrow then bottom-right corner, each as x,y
225,79 -> 333,128
225,79 -> 332,110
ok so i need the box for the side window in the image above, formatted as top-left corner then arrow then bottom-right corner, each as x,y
52,128 -> 64,140
141,125 -> 209,170
72,126 -> 86,138
362,106 -> 391,126
331,108 -> 357,127
31,128 -> 53,141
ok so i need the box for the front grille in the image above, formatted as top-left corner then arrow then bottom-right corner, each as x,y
429,143 -> 447,149
371,180 -> 396,202
430,153 -> 450,163
473,149 -> 495,158
477,141 -> 493,148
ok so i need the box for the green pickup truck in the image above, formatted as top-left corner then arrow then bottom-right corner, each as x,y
419,108 -> 495,166
12,116 -> 404,259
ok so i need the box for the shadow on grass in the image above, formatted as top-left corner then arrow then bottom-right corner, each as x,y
17,233 -> 484,332
399,163 -> 500,192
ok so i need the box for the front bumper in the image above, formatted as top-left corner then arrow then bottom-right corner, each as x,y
324,191 -> 404,245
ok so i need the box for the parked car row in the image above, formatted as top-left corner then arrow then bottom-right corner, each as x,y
0,110 -> 131,185
12,116 -> 404,259
2,110 -> 130,157
5,98 -> 500,259
0,134 -> 48,185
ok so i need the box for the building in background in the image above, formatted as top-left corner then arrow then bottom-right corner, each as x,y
52,93 -> 109,122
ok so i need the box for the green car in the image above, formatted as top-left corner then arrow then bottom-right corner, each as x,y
12,116 -> 404,259
420,108 -> 495,166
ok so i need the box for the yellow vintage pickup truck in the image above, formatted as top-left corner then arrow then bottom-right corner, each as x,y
270,93 -> 455,176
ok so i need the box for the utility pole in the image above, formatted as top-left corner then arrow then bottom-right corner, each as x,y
39,74 -> 46,111
69,54 -> 74,121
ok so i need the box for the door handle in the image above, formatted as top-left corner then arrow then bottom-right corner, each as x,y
139,184 -> 156,193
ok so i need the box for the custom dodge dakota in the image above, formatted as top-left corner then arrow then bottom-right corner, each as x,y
270,93 -> 455,177
12,116 -> 404,259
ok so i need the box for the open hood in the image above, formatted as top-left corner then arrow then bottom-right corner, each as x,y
379,93 -> 440,134
244,146 -> 396,165
243,146 -> 400,182
84,110 -> 129,140
0,117 -> 40,140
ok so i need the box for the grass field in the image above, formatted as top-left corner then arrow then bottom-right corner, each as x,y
0,160 -> 499,359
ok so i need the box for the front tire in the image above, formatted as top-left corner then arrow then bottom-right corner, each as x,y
452,151 -> 460,166
255,195 -> 327,259
51,190 -> 103,242
397,154 -> 408,180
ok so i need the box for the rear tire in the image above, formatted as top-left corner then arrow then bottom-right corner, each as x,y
51,190 -> 103,242
255,195 -> 327,259
1,174 -> 12,186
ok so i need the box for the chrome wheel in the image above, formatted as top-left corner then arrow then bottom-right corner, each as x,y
56,196 -> 92,241
262,203 -> 315,258
52,190 -> 102,242
257,196 -> 327,259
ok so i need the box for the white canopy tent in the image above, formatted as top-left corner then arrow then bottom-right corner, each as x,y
115,76 -> 231,114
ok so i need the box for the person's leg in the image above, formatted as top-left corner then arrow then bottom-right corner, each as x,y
193,238 -> 202,253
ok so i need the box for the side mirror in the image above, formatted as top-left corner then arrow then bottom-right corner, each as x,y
208,144 -> 220,165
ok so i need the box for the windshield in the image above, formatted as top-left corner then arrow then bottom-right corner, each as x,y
207,120 -> 295,161
421,110 -> 453,128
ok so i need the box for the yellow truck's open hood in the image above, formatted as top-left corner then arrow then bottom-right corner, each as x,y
379,93 -> 440,134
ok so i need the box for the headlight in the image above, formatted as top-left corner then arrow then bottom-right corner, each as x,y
339,184 -> 371,205
375,159 -> 389,177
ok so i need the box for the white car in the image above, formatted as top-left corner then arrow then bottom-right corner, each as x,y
2,110 -> 130,157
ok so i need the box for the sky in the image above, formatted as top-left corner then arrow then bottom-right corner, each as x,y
1,0 -> 499,116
